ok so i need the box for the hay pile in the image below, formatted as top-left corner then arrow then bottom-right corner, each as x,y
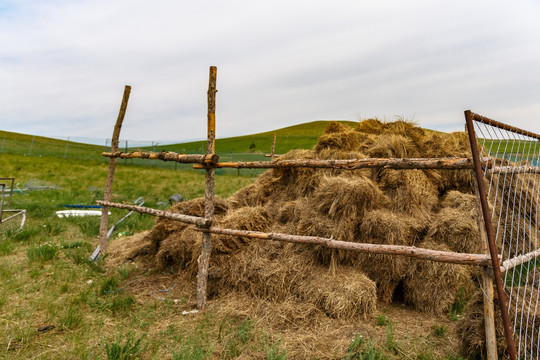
136,119 -> 487,322
458,286 -> 540,359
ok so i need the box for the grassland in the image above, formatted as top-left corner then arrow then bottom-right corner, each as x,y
0,153 -> 259,359
0,122 -> 471,359
0,120 -> 357,163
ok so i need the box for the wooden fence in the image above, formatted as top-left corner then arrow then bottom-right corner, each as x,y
97,67 -> 519,359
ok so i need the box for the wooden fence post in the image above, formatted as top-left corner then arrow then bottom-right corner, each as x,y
472,172 -> 498,360
99,85 -> 131,256
197,66 -> 217,310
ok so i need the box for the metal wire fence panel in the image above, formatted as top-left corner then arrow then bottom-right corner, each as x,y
469,112 -> 540,359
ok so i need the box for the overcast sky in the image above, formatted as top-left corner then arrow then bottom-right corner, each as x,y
1,0 -> 539,142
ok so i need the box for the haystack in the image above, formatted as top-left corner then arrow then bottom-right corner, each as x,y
140,119 -> 495,322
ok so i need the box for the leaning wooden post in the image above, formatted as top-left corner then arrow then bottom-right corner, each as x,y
98,85 -> 131,256
197,66 -> 217,310
471,171 -> 498,360
464,120 -> 497,360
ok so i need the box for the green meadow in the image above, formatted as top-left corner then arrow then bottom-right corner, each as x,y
0,121 -> 472,359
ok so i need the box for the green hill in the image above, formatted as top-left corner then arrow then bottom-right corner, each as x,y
155,120 -> 358,155
0,120 -> 359,164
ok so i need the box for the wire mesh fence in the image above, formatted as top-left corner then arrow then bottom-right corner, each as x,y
470,114 -> 540,359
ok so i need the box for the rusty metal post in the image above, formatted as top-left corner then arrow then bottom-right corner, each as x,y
197,66 -> 217,310
98,85 -> 131,256
465,110 -> 517,360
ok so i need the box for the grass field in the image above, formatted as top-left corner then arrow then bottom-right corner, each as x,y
0,123 -> 473,359
0,153 -> 261,359
0,120 -> 357,166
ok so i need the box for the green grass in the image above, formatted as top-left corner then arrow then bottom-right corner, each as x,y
0,151 -> 260,359
0,120 -> 357,171
0,122 -> 469,359
481,139 -> 540,161
448,287 -> 468,321
105,331 -> 148,360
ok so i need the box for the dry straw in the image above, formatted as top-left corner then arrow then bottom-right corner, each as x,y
136,118 -> 524,327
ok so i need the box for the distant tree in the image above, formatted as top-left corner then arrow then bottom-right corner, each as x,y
249,142 -> 256,150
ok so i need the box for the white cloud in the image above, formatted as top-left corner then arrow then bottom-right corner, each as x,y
1,0 -> 540,141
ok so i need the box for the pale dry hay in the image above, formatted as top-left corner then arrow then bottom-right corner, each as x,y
365,134 -> 419,158
440,131 -> 472,158
275,150 -> 323,200
314,148 -> 372,179
526,267 -> 540,287
213,292 -> 358,359
424,207 -> 481,255
458,290 -> 508,359
314,126 -> 365,152
437,169 -> 476,194
357,118 -> 385,134
105,231 -> 151,269
297,266 -> 377,319
214,292 -> 325,329
140,120 -> 500,325
439,190 -> 478,214
275,198 -> 305,225
490,173 -> 540,251
404,240 -> 472,315
314,175 -> 388,221
356,209 -> 420,302
145,196 -> 229,251
230,150 -> 323,208
295,204 -> 357,265
212,206 -> 271,254
215,241 -> 313,301
156,226 -> 200,270
378,169 -> 438,224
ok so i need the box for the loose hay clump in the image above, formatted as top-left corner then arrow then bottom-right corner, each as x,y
458,287 -> 540,359
212,206 -> 271,254
215,242 -> 313,301
146,197 -> 229,269
314,122 -> 369,152
403,240 -> 472,315
357,209 -> 420,302
297,266 -> 377,319
424,206 -> 481,255
378,169 -> 438,224
314,176 -> 388,221
365,134 -> 418,158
